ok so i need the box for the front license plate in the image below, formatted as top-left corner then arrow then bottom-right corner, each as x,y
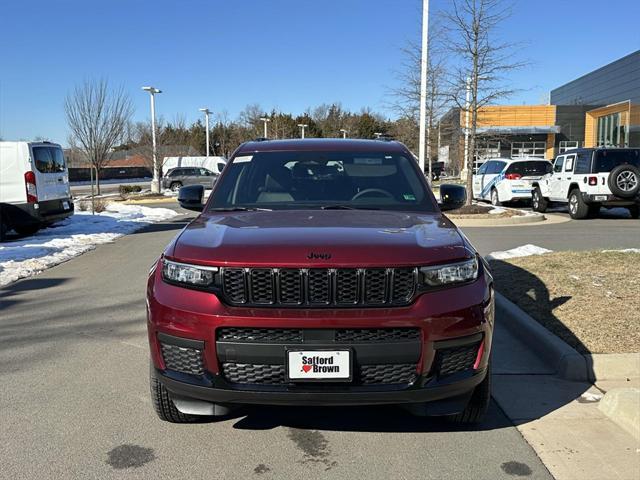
287,350 -> 351,382
62,201 -> 70,210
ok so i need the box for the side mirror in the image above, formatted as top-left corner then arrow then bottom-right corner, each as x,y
178,185 -> 205,212
438,184 -> 466,211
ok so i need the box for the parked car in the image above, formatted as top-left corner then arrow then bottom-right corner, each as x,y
472,157 -> 553,206
147,138 -> 494,424
161,167 -> 218,191
532,148 -> 640,219
0,141 -> 74,240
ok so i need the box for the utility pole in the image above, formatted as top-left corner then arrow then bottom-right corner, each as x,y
462,77 -> 471,180
418,0 -> 430,176
199,108 -> 211,159
142,86 -> 162,193
259,117 -> 270,138
298,123 -> 308,139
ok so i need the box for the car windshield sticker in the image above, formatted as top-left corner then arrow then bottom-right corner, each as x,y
234,155 -> 253,163
403,193 -> 416,201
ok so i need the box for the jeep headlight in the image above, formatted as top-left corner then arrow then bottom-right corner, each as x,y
162,259 -> 218,287
419,257 -> 479,286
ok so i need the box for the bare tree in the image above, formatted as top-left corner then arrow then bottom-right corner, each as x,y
441,0 -> 525,204
65,79 -> 133,194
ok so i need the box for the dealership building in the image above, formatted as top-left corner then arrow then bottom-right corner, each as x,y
439,49 -> 640,170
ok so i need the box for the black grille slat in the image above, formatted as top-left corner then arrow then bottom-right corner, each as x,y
250,268 -> 274,304
222,267 -> 416,307
223,268 -> 246,303
436,343 -> 480,377
336,269 -> 359,304
160,343 -> 204,375
221,362 -> 416,385
279,269 -> 303,304
364,269 -> 388,304
392,268 -> 416,303
308,269 -> 331,304
217,327 -> 420,344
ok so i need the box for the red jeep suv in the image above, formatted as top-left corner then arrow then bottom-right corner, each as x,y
147,139 -> 494,423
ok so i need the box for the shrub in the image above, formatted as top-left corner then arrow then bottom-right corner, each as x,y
77,201 -> 88,212
119,185 -> 142,195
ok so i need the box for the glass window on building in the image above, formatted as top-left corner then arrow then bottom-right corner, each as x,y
477,140 -> 501,160
511,142 -> 546,158
597,112 -> 628,147
559,141 -> 579,153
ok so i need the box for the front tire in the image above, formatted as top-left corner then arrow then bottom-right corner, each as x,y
491,189 -> 501,207
450,363 -> 491,424
170,182 -> 183,192
568,189 -> 589,219
149,366 -> 199,423
532,187 -> 548,213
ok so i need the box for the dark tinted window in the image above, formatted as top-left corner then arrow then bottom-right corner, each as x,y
553,157 -> 564,172
488,161 -> 505,174
168,169 -> 182,177
594,150 -> 640,172
477,163 -> 489,175
506,161 -> 552,176
575,153 -> 591,174
32,146 -> 65,173
217,163 -> 226,172
209,150 -> 436,212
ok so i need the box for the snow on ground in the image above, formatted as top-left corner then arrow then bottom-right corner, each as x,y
602,248 -> 640,253
486,244 -> 553,261
0,204 -> 178,287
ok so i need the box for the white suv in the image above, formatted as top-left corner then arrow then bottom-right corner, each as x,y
472,158 -> 553,206
532,148 -> 640,219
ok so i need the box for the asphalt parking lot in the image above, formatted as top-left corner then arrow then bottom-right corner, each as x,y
0,212 -> 555,480
0,205 -> 637,479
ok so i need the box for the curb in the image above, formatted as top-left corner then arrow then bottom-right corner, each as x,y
495,292 -> 589,381
496,292 -> 640,382
451,212 -> 545,227
598,388 -> 640,440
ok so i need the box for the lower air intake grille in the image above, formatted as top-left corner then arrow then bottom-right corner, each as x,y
161,343 -> 204,375
435,343 -> 480,377
221,363 -> 416,385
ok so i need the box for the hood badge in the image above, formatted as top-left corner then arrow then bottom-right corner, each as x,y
307,252 -> 332,260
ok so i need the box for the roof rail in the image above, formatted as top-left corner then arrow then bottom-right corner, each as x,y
252,137 -> 269,142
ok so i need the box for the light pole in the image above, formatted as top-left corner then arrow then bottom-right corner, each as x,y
142,86 -> 162,193
297,123 -> 308,139
340,129 -> 348,139
259,117 -> 270,138
462,76 -> 471,180
418,0 -> 430,176
199,108 -> 211,159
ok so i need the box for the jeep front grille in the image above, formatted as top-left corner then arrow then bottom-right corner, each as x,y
221,267 -> 417,307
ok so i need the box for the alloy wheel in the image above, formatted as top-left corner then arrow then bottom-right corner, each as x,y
616,171 -> 638,192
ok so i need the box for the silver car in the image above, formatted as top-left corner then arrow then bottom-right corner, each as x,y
162,167 -> 217,191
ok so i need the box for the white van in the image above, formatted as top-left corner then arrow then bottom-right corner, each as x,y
0,141 -> 74,239
162,156 -> 227,175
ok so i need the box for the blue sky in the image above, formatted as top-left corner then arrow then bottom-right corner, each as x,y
1,0 -> 638,143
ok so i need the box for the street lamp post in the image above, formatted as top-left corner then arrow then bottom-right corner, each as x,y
340,129 -> 348,139
297,123 -> 308,139
142,86 -> 162,193
259,117 -> 270,138
418,0 -> 430,176
199,108 -> 211,159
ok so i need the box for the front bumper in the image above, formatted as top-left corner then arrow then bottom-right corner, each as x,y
146,261 -> 494,408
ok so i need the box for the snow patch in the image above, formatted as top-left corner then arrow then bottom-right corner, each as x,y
489,207 -> 506,215
0,204 -> 178,287
602,248 -> 640,253
486,244 -> 553,260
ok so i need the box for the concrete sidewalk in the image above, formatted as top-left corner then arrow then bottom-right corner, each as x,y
492,320 -> 640,480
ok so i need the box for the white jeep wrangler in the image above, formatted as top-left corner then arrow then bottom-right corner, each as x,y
532,148 -> 640,219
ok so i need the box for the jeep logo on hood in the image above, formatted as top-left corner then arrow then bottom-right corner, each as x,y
307,252 -> 332,260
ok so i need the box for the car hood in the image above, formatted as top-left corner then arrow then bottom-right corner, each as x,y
171,210 -> 470,267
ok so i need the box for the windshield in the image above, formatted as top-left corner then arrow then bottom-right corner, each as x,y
506,161 -> 552,176
594,150 -> 640,172
32,145 -> 66,173
207,150 -> 436,212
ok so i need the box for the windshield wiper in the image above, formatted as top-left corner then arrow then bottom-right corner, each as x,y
320,205 -> 380,210
209,207 -> 272,212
